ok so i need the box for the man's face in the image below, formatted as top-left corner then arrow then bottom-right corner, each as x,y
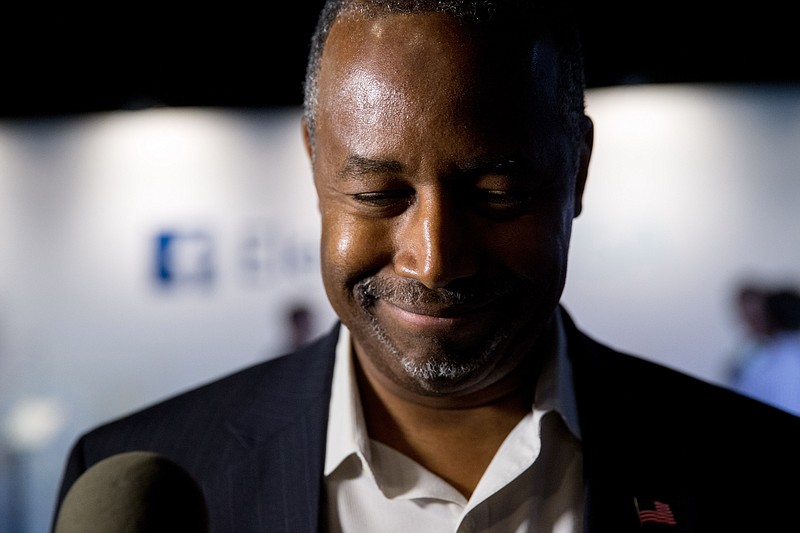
305,12 -> 591,398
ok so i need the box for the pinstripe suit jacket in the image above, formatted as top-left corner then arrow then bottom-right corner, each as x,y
52,307 -> 800,531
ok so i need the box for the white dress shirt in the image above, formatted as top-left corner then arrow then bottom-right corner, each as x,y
324,310 -> 583,532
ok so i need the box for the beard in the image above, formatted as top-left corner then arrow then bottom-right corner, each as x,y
352,274 -> 535,392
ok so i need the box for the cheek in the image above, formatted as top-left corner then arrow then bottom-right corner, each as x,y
320,211 -> 391,285
486,212 -> 573,278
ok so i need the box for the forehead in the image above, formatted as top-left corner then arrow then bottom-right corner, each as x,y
316,11 -> 559,121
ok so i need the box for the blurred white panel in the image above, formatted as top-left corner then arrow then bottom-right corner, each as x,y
564,84 -> 800,384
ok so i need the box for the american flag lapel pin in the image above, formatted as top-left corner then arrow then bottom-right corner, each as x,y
634,497 -> 677,526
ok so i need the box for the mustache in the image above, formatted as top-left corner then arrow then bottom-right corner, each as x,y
355,276 -> 517,308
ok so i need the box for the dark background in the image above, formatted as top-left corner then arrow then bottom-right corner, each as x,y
2,3 -> 796,119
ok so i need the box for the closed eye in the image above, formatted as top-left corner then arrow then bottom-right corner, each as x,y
350,189 -> 413,215
470,188 -> 535,217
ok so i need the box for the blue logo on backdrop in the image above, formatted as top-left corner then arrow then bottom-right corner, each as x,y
154,230 -> 215,287
151,221 -> 318,290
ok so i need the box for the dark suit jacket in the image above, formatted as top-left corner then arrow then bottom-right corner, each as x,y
52,307 -> 800,531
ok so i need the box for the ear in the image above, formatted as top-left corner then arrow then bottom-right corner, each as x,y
301,116 -> 323,213
573,115 -> 593,217
301,117 -> 313,161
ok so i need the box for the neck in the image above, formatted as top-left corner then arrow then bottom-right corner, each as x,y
354,343 -> 550,497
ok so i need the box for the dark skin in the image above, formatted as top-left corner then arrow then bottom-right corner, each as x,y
303,12 -> 593,497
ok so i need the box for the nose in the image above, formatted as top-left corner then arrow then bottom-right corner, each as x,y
393,191 -> 478,288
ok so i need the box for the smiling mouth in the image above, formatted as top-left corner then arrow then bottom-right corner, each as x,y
386,297 -> 489,317
377,298 -> 496,332
356,275 -> 515,331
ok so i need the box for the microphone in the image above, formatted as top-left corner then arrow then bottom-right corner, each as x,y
54,451 -> 209,533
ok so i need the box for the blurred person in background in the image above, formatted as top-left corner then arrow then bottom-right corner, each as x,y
724,282 -> 773,383
732,287 -> 800,416
286,303 -> 315,351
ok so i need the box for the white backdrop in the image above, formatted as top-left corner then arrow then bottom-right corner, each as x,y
1,84 -> 799,532
564,84 -> 800,381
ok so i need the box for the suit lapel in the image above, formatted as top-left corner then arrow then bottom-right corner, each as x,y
210,325 -> 339,532
562,308 -> 688,532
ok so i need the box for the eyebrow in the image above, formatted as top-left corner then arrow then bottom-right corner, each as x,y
459,157 -> 529,175
341,155 -> 404,178
338,154 -> 537,181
